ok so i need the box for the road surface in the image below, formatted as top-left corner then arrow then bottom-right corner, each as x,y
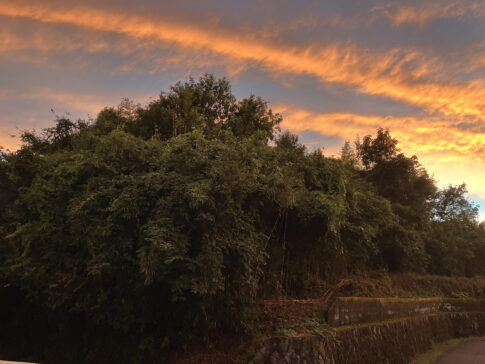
436,338 -> 485,364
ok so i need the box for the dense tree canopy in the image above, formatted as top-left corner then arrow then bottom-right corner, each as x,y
0,75 -> 483,363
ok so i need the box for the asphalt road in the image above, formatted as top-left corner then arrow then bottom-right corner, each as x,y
436,338 -> 485,364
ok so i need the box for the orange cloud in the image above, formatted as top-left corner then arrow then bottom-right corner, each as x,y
1,1 -> 484,203
0,20 -> 248,76
0,27 -> 129,56
1,1 -> 485,122
276,104 -> 485,197
277,104 -> 485,158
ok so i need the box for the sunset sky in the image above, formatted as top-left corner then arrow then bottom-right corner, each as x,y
1,0 -> 484,220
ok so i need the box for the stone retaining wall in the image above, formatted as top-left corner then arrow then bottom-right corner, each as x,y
250,312 -> 485,364
327,297 -> 485,326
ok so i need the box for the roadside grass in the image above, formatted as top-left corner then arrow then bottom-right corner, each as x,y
411,337 -> 480,364
275,316 -> 337,339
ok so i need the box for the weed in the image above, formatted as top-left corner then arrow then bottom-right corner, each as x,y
276,328 -> 297,337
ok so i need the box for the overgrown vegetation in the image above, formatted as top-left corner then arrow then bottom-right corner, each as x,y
1,75 -> 484,363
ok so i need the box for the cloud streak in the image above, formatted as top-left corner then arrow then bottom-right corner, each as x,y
1,1 -> 485,122
0,24 -> 234,74
277,104 -> 485,160
277,104 -> 485,198
1,0 -> 484,211
371,1 -> 485,27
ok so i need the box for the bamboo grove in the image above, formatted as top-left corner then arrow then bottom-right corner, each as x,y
1,75 -> 484,363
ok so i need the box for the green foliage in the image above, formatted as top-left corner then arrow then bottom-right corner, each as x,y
432,184 -> 479,223
426,184 -> 484,276
277,316 -> 335,339
356,128 -> 437,272
0,75 -> 484,363
356,128 -> 398,169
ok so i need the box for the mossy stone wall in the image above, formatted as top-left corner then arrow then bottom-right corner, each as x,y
328,297 -> 485,326
250,312 -> 485,364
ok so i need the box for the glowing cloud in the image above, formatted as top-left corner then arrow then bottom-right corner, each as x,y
1,0 -> 484,212
278,104 -> 484,156
277,103 -> 485,196
1,1 -> 485,122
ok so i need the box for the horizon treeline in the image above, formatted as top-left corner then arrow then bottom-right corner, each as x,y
1,74 -> 484,362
